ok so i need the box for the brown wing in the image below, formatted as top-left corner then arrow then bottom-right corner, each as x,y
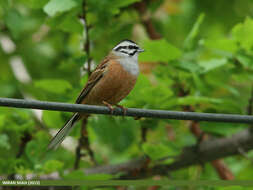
75,57 -> 110,104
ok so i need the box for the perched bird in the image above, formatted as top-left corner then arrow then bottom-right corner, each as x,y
47,40 -> 144,150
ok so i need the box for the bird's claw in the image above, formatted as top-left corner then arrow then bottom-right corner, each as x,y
116,104 -> 127,116
102,101 -> 114,114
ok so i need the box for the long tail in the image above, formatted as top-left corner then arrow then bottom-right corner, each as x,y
47,113 -> 81,150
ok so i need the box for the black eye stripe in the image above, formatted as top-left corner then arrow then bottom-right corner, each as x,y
120,50 -> 138,56
129,45 -> 138,49
129,50 -> 137,56
120,50 -> 129,54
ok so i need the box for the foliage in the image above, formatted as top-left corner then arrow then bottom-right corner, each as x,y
0,0 -> 253,188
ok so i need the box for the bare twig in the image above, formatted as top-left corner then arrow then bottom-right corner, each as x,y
141,126 -> 148,143
87,128 -> 252,179
80,0 -> 92,76
84,156 -> 149,175
74,0 -> 96,169
211,160 -> 235,180
74,117 -> 97,168
247,86 -> 253,116
134,1 -> 161,40
74,118 -> 86,169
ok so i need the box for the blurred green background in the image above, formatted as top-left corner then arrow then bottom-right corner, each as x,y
0,0 -> 253,188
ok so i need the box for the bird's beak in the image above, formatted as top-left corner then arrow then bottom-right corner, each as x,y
138,48 -> 145,53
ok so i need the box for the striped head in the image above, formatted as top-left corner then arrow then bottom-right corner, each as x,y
112,40 -> 144,58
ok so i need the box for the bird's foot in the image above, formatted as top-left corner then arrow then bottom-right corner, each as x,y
116,104 -> 127,116
102,101 -> 114,114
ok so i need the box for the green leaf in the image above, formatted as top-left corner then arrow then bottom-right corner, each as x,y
204,38 -> 238,53
192,73 -> 206,91
88,0 -> 140,15
4,9 -> 25,38
58,16 -> 83,33
217,186 -> 243,190
43,0 -> 79,17
198,58 -> 228,73
139,39 -> 182,62
109,0 -> 141,14
125,74 -> 173,109
4,8 -> 40,39
0,115 -> 5,128
34,79 -> 72,94
237,163 -> 253,180
42,111 -> 64,129
142,143 -> 175,161
177,96 -> 223,106
184,13 -> 205,50
236,53 -> 253,69
25,131 -> 49,164
112,0 -> 141,9
232,17 -> 253,53
176,61 -> 203,73
89,116 -> 138,153
19,0 -> 49,9
0,134 -> 10,150
43,160 -> 64,174
47,14 -> 83,34
200,122 -> 247,136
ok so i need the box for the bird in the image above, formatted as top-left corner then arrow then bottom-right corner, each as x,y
47,39 -> 144,150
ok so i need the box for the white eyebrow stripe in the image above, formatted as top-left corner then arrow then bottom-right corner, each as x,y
113,40 -> 139,51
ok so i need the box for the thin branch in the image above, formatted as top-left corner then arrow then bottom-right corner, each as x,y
74,117 -> 97,169
75,0 -> 94,169
80,0 -> 92,76
141,126 -> 148,143
0,98 -> 252,123
84,156 -> 149,175
211,160 -> 234,180
74,118 -> 86,169
247,86 -> 253,116
84,128 -> 253,178
134,1 -> 161,40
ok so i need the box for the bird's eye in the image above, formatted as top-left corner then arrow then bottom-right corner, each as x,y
129,45 -> 138,49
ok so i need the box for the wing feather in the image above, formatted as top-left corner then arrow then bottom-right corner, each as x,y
75,57 -> 109,104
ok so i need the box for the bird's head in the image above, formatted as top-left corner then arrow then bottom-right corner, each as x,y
112,39 -> 144,59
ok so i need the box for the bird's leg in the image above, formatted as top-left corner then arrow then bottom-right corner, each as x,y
115,104 -> 127,116
102,101 -> 114,114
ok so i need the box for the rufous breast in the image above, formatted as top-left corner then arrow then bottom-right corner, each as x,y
82,60 -> 137,105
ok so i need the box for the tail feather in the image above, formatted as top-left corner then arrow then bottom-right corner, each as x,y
47,113 -> 80,150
